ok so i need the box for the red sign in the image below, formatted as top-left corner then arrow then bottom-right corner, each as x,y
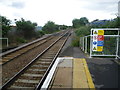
93,36 -> 97,40
97,35 -> 104,41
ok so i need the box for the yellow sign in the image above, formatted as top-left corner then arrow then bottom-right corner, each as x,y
97,46 -> 103,52
98,30 -> 104,35
93,47 -> 97,50
94,31 -> 97,34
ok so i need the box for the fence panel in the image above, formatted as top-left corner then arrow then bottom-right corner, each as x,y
91,36 -> 117,56
80,28 -> 120,59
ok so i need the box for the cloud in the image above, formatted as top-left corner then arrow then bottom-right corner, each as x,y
81,0 -> 118,13
0,0 -> 25,9
10,1 -> 25,9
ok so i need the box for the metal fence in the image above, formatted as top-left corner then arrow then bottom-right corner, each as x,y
79,28 -> 120,59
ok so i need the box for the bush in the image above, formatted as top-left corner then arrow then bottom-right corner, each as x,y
71,36 -> 79,47
75,26 -> 90,37
16,37 -> 27,43
36,30 -> 45,37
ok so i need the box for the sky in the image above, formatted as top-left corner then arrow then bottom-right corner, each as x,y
0,0 -> 119,26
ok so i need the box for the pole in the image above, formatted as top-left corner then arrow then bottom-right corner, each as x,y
85,36 -> 87,53
90,29 -> 93,58
83,37 -> 84,51
116,30 -> 120,59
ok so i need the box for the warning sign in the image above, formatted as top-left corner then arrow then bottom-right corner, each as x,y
92,29 -> 104,52
93,36 -> 98,40
93,41 -> 97,45
97,41 -> 104,46
93,30 -> 98,35
92,45 -> 97,51
98,30 -> 104,35
98,35 -> 104,41
92,30 -> 98,51
94,31 -> 97,34
97,46 -> 103,52
93,47 -> 97,50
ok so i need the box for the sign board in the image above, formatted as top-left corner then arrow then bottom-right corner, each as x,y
92,30 -> 98,51
92,30 -> 104,52
98,30 -> 104,35
97,35 -> 104,41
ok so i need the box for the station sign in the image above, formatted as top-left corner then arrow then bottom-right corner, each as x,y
92,30 -> 104,52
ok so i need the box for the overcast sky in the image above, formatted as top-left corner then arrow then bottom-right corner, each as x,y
0,0 -> 119,26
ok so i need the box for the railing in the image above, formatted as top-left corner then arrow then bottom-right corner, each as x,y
79,28 -> 120,59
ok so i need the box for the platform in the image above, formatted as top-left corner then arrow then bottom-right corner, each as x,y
51,57 -> 95,89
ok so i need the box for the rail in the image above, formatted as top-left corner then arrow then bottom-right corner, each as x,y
2,30 -> 71,89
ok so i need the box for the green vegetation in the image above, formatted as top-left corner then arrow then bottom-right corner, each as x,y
42,21 -> 59,34
15,18 -> 37,39
16,37 -> 27,44
72,17 -> 89,28
75,26 -> 91,37
101,17 -> 120,28
1,15 -> 70,48
72,16 -> 120,47
35,30 -> 45,38
42,21 -> 69,34
71,36 -> 79,47
0,16 -> 11,37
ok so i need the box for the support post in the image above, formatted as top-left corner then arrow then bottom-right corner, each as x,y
85,36 -> 87,53
89,29 -> 93,58
83,37 -> 84,51
116,30 -> 120,59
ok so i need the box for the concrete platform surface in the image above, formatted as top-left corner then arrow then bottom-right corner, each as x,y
51,57 -> 95,89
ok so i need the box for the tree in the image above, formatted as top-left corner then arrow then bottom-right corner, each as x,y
72,17 -> 89,28
79,17 -> 89,26
15,18 -> 37,39
42,21 -> 58,33
72,19 -> 81,28
0,16 -> 11,37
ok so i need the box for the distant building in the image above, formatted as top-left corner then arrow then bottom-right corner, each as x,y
89,20 -> 110,27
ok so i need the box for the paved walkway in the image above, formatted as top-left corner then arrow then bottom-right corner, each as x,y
53,33 -> 119,89
51,57 -> 95,89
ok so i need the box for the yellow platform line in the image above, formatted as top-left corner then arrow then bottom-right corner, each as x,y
73,58 -> 95,89
82,58 -> 95,89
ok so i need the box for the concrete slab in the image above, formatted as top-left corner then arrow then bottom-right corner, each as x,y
52,67 -> 72,88
52,85 -> 72,88
58,59 -> 73,68
51,57 -> 95,89
73,58 -> 89,88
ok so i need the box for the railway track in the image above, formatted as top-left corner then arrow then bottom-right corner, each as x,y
2,31 -> 67,85
2,30 -> 71,89
1,31 -> 65,65
1,36 -> 51,65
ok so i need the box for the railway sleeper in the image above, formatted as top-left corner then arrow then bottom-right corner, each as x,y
21,73 -> 43,77
19,76 -> 43,81
8,85 -> 34,90
41,57 -> 54,59
27,69 -> 46,73
40,59 -> 52,61
15,79 -> 40,84
30,66 -> 48,70
10,80 -> 39,88
36,61 -> 51,65
25,69 -> 46,74
31,64 -> 49,68
42,54 -> 55,57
